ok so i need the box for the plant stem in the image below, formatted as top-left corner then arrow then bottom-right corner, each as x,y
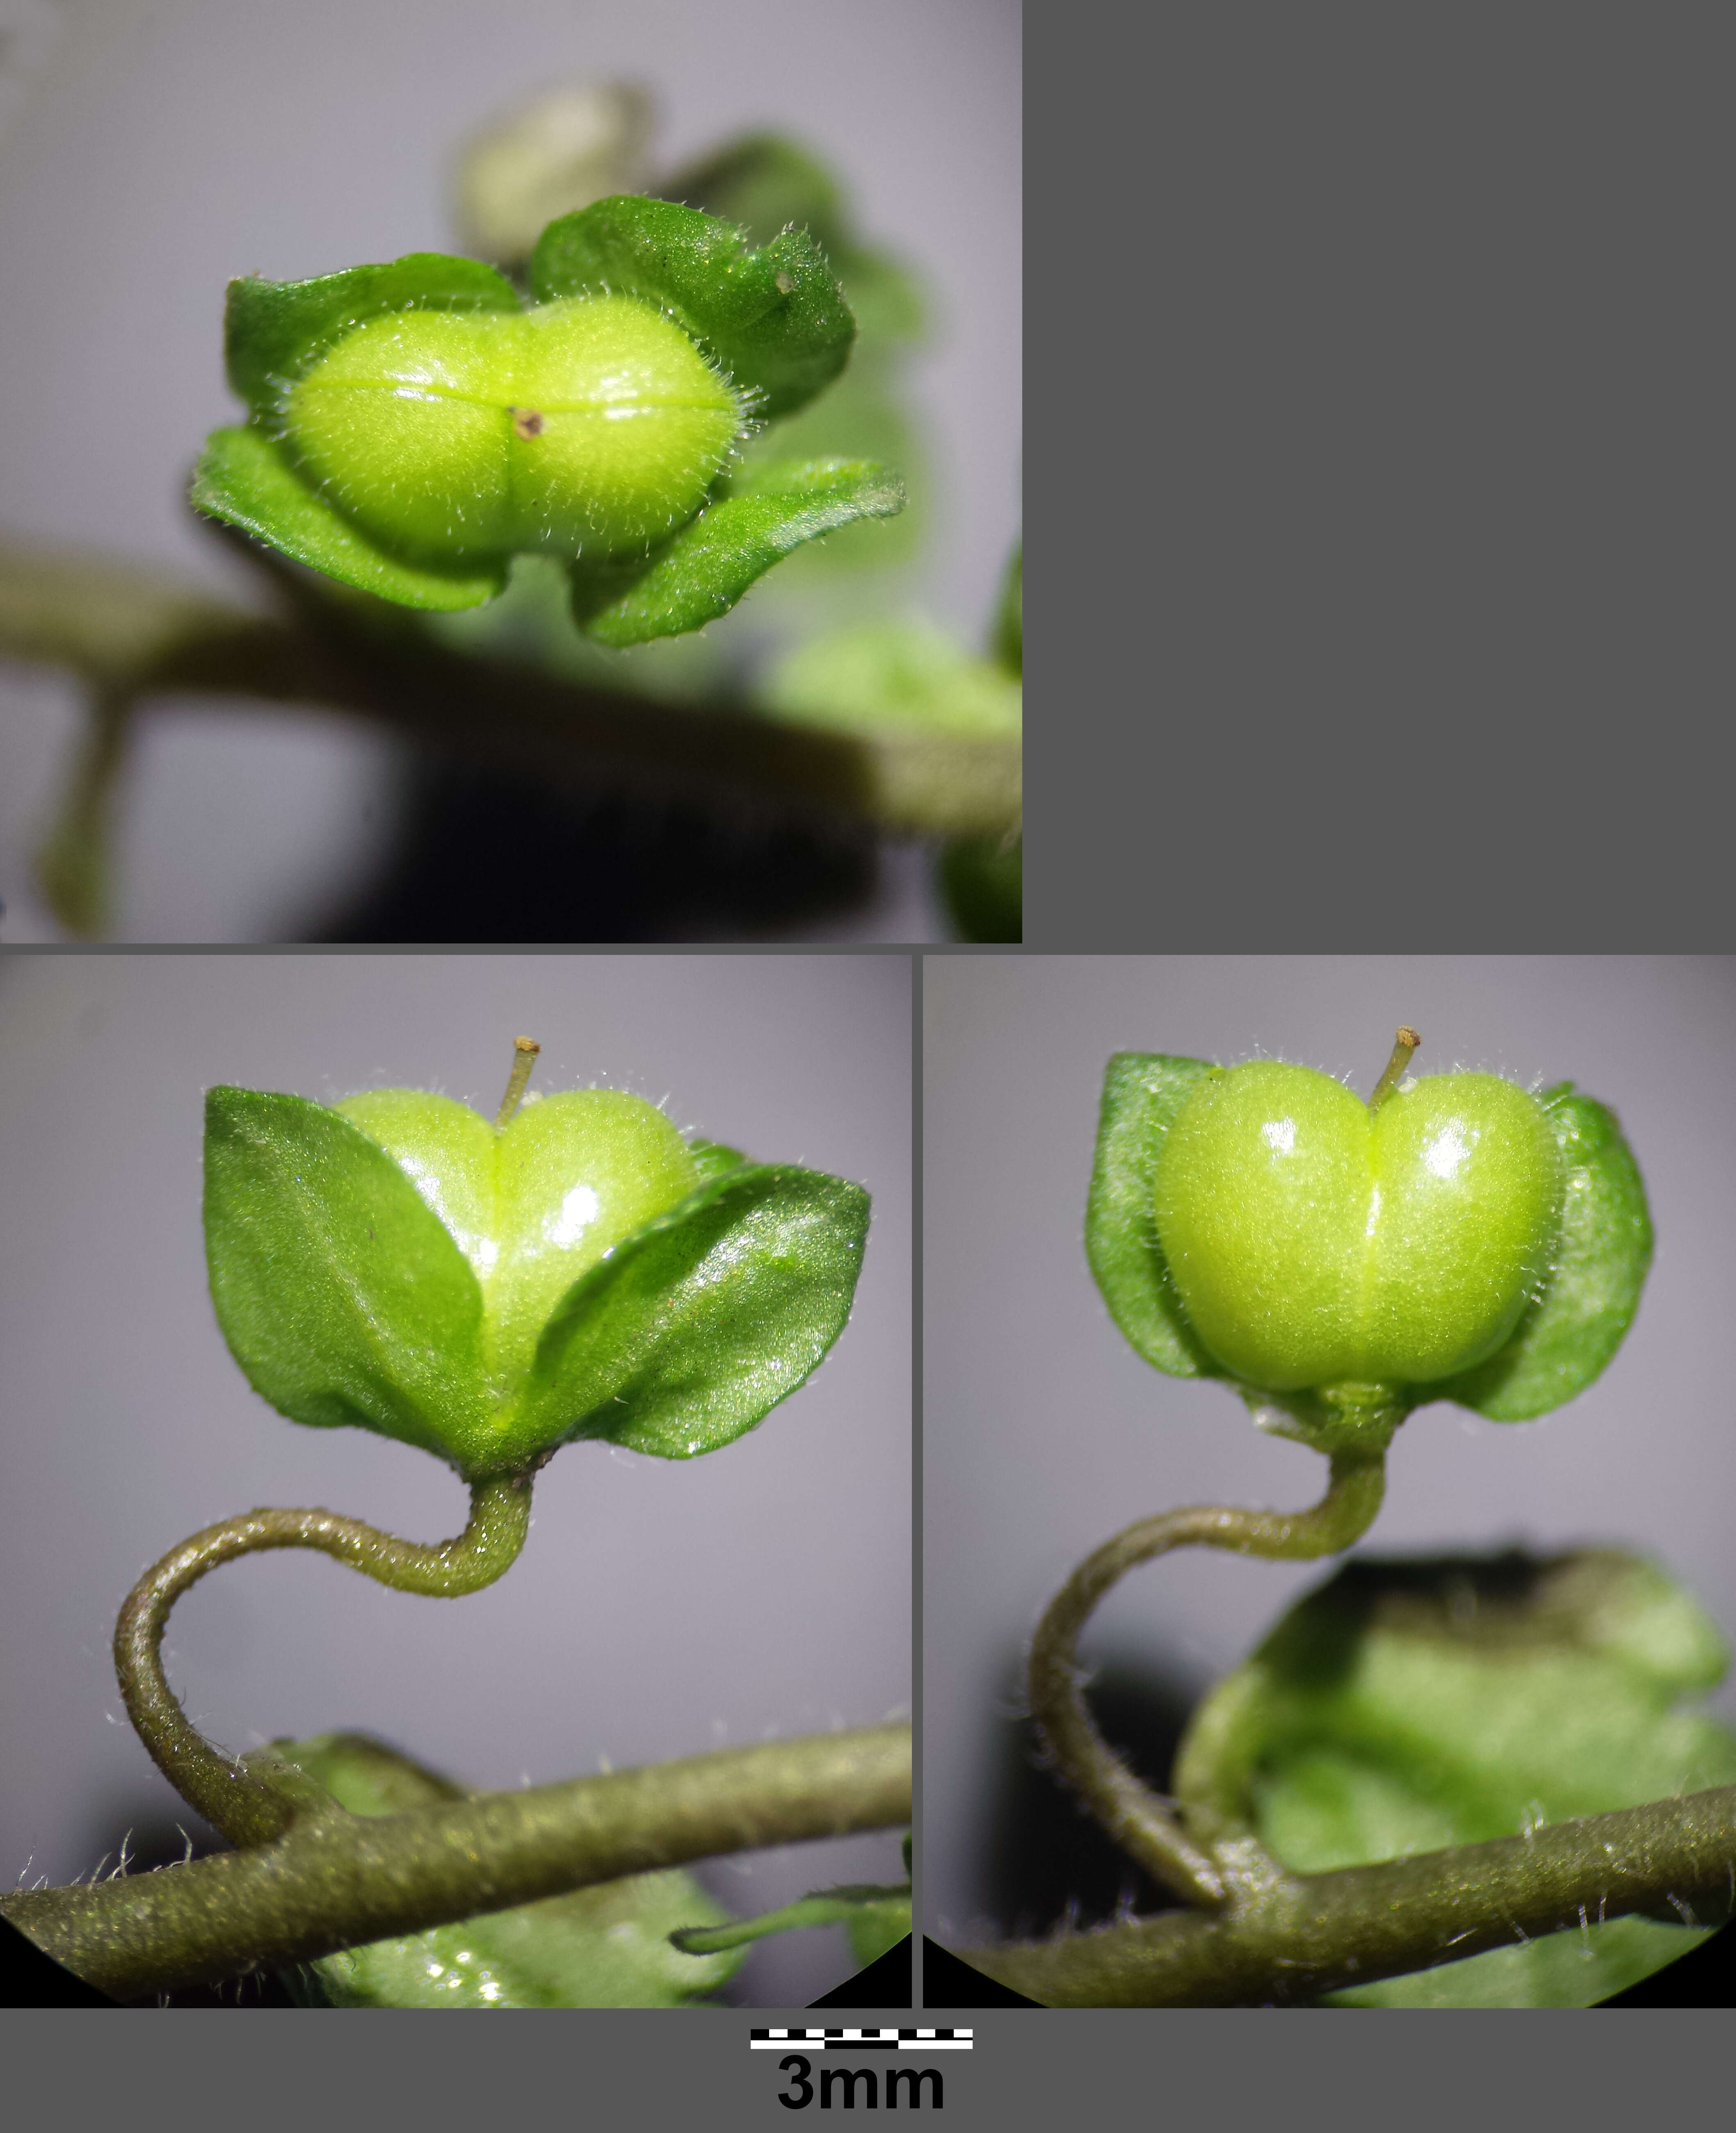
112,1476 -> 534,1848
1027,1452 -> 1387,1908
0,1724 -> 910,2000
30,683 -> 134,938
0,538 -> 1020,845
960,1780 -> 1736,2006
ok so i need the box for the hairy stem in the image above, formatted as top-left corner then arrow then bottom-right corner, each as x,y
962,1780 -> 1736,2006
113,1476 -> 534,1848
1028,1452 -> 1387,1908
1,1725 -> 911,2000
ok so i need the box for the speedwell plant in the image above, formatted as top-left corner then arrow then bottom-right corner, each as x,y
1,1040 -> 909,2006
960,1029 -> 1736,2008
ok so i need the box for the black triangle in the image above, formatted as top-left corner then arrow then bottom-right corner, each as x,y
921,1936 -> 1040,2007
1597,1918 -> 1736,2007
806,1933 -> 913,2008
1,1916 -> 116,2006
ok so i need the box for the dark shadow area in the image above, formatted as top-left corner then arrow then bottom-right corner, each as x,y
978,1650 -> 1204,1943
315,760 -> 881,943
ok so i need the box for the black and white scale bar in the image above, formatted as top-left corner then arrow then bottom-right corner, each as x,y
750,2028 -> 974,2051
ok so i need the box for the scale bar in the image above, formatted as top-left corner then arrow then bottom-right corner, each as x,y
750,2028 -> 974,2051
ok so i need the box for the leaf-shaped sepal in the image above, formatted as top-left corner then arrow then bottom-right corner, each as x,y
224,252 -> 523,425
1433,1084 -> 1653,1422
203,1088 -> 493,1461
192,427 -> 509,610
517,1162 -> 870,1459
530,194 -> 855,420
1084,1052 -> 1225,1379
569,459 -> 905,646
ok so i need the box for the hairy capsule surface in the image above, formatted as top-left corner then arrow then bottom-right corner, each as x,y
1154,1063 -> 1563,1396
284,295 -> 744,561
335,1087 -> 701,1393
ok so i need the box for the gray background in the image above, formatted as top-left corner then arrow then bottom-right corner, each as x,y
922,955 -> 1736,1945
0,949 -> 911,2005
0,0 -> 1020,943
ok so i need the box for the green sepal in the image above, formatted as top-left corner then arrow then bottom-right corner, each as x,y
662,132 -> 925,347
569,459 -> 905,646
191,426 -> 509,612
274,1733 -> 742,2007
529,194 -> 856,421
517,1162 -> 870,1459
1173,1549 -> 1736,2007
224,252 -> 522,424
1084,1053 -> 1226,1378
1433,1085 -> 1653,1422
203,1088 -> 492,1464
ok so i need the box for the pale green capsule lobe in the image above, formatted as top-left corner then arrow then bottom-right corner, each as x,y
335,1087 -> 700,1398
285,295 -> 743,562
1153,1062 -> 1562,1394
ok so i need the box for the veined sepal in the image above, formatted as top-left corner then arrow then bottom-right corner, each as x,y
568,457 -> 905,646
203,1085 -> 869,1480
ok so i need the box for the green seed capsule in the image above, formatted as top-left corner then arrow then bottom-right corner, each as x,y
283,295 -> 744,562
1153,1062 -> 1563,1397
334,1086 -> 700,1398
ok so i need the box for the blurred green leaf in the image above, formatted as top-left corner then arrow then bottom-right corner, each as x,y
760,619 -> 1020,739
1175,1550 -> 1736,2007
203,1088 -> 493,1464
192,427 -> 508,612
530,195 -> 854,421
520,1162 -> 870,1460
992,545 -> 1022,678
668,134 -> 927,585
277,1733 -> 742,2007
1084,1055 -> 1227,1380
571,461 -> 905,647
